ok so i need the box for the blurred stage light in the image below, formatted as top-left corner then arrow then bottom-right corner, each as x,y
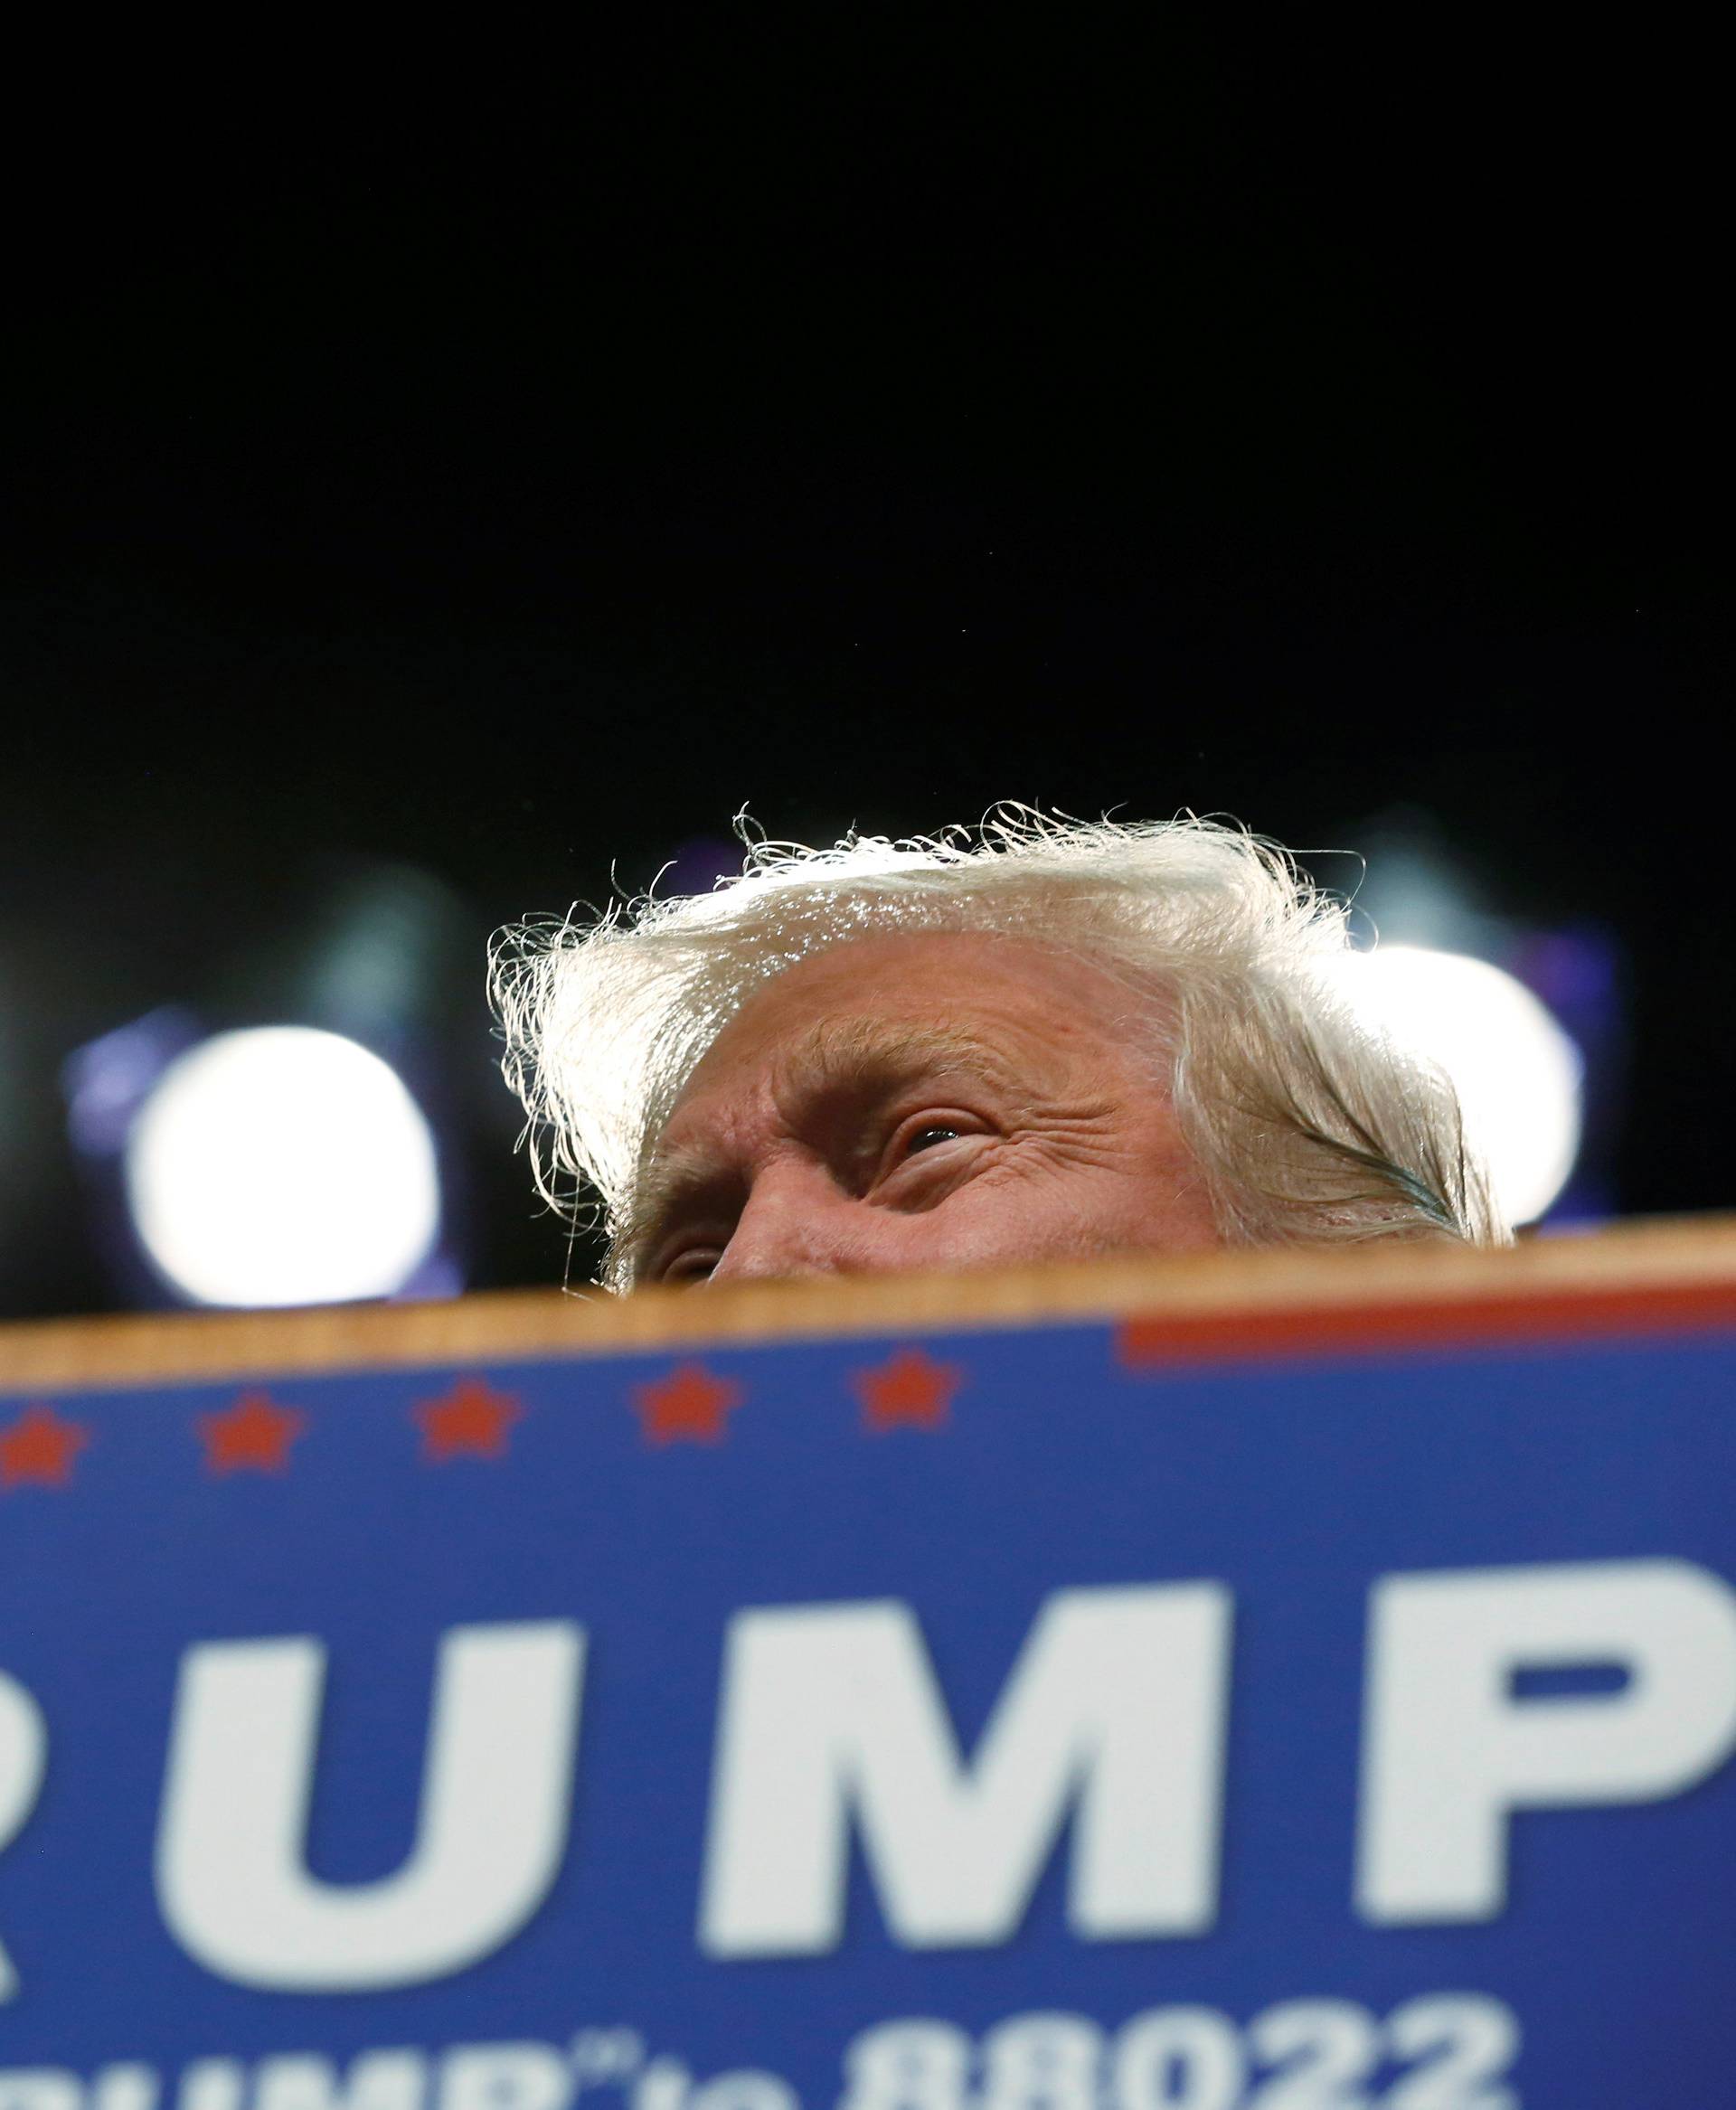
62,859 -> 472,1311
1338,945 -> 1585,1228
122,1026 -> 442,1307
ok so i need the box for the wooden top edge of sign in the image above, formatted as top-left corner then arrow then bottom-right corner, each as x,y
5,1212 -> 1736,1394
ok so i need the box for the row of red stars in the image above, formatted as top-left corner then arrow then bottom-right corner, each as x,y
0,1348 -> 965,1491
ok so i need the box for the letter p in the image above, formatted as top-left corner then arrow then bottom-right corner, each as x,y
1356,1558 -> 1736,1923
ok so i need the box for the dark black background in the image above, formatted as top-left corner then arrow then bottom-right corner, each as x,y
1,26 -> 1726,1314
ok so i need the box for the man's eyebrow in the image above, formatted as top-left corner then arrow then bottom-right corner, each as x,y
644,1141 -> 736,1213
788,1015 -> 1023,1097
626,1144 -> 742,1274
625,1018 -> 1024,1273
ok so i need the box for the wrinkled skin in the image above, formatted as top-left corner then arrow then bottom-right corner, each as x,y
632,929 -> 1222,1286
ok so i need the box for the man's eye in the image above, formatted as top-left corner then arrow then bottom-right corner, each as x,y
904,1125 -> 963,1154
884,1116 -> 981,1171
661,1248 -> 721,1285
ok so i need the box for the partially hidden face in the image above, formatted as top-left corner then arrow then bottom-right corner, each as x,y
629,929 -> 1223,1286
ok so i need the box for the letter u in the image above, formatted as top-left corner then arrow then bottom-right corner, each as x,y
156,1622 -> 585,1990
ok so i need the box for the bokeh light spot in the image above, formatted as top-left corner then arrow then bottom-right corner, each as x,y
1336,946 -> 1584,1227
124,1026 -> 441,1306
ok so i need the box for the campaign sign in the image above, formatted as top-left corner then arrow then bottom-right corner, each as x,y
4,1267 -> 1736,2108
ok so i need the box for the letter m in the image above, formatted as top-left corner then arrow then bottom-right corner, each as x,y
698,1584 -> 1231,1956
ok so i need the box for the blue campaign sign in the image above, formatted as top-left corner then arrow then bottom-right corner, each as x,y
4,1255 -> 1736,2108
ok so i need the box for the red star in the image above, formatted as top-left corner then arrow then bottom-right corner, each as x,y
200,1390 -> 306,1475
633,1362 -> 743,1446
0,1402 -> 91,1490
853,1347 -> 963,1433
414,1377 -> 524,1462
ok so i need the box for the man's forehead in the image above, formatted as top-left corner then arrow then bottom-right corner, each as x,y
645,929 -> 1146,1168
687,929 -> 1119,1067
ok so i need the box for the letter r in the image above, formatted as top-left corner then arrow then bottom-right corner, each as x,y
0,1669 -> 48,2000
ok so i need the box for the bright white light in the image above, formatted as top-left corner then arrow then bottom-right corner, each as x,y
124,1026 -> 442,1306
1335,946 -> 1584,1227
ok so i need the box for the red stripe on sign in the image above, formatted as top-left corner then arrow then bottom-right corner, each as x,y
1116,1277 -> 1736,1371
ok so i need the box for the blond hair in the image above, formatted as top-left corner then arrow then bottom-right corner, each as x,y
489,808 -> 1508,1286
